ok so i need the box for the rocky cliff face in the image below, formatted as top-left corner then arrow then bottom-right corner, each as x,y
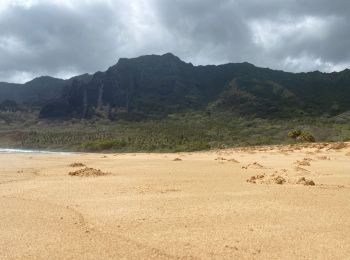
65,53 -> 201,115
45,53 -> 201,119
4,53 -> 348,119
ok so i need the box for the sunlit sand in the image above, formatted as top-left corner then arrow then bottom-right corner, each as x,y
1,143 -> 350,259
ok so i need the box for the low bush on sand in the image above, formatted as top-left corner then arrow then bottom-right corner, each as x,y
288,129 -> 315,142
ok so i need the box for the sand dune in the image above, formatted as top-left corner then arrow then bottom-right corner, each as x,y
1,143 -> 350,259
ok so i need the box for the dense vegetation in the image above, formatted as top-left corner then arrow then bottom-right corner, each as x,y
1,108 -> 349,152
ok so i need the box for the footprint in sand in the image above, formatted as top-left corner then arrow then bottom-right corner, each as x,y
317,156 -> 331,161
246,174 -> 265,184
305,151 -> 316,155
242,162 -> 265,170
215,157 -> 239,163
227,158 -> 240,163
296,177 -> 315,186
294,159 -> 311,167
327,143 -> 348,150
247,174 -> 286,185
294,166 -> 310,173
69,162 -> 86,167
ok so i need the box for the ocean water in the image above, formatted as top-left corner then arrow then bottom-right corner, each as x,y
0,148 -> 72,154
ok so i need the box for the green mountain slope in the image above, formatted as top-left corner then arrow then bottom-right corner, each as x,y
1,53 -> 350,119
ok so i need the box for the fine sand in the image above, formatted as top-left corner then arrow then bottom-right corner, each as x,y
1,143 -> 350,259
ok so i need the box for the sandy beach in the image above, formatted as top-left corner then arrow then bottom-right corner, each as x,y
1,143 -> 350,259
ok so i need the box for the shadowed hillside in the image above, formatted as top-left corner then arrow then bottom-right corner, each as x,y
0,74 -> 92,105
31,53 -> 350,120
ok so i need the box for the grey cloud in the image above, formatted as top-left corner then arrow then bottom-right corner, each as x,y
0,0 -> 350,83
152,0 -> 350,71
0,1 -> 126,82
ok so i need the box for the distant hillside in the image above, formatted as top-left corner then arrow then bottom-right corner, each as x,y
1,53 -> 350,119
0,74 -> 92,105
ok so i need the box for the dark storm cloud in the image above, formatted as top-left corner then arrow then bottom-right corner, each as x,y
152,0 -> 350,70
0,1 -> 128,82
0,0 -> 350,83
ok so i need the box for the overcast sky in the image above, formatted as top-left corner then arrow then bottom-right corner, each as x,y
1,0 -> 350,83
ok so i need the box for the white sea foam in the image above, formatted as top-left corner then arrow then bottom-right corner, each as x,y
0,148 -> 72,154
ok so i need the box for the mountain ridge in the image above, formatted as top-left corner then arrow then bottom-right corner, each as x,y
1,53 -> 350,119
0,74 -> 92,105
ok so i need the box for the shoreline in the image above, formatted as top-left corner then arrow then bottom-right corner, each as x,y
1,141 -> 348,154
0,148 -> 73,154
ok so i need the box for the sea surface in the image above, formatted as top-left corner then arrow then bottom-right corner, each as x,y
0,148 -> 72,154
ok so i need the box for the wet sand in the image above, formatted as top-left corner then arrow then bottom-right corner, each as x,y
1,143 -> 350,259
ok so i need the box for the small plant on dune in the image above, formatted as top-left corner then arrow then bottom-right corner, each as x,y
298,132 -> 316,142
288,129 -> 315,142
288,129 -> 302,140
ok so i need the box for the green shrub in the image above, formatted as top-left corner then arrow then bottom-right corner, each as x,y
288,129 -> 315,142
82,139 -> 127,152
298,132 -> 316,142
174,141 -> 210,152
288,129 -> 302,139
